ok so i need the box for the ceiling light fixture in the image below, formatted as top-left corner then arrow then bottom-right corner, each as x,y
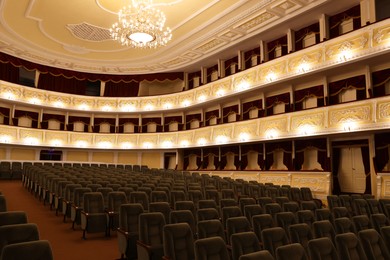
110,0 -> 172,48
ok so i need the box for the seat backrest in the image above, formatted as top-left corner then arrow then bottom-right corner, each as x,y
226,216 -> 251,243
313,220 -> 336,243
370,213 -> 389,233
194,236 -> 229,260
239,198 -> 256,214
308,237 -> 340,260
244,205 -> 263,224
149,202 -> 171,223
288,223 -> 313,251
198,200 -> 218,210
169,210 -> 196,235
139,212 -> 166,246
297,210 -> 315,226
261,227 -> 289,257
315,208 -> 332,221
276,243 -> 308,260
275,212 -> 297,234
335,232 -> 367,260
107,191 -> 127,212
327,195 -> 341,209
150,190 -> 169,203
300,187 -> 313,201
238,250 -> 275,260
0,240 -> 53,260
0,211 -> 28,226
230,231 -> 261,260
265,203 -> 282,219
222,206 -> 243,228
197,219 -> 226,242
252,214 -> 274,241
0,223 -> 39,252
83,192 -> 104,214
0,196 -> 6,212
197,208 -> 220,221
334,217 -> 356,234
129,191 -> 149,211
163,223 -> 194,260
221,199 -> 238,208
353,199 -> 370,216
352,215 -> 372,233
283,201 -> 300,214
366,199 -> 381,215
358,229 -> 390,260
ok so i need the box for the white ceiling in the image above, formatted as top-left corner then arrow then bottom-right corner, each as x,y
0,0 -> 358,75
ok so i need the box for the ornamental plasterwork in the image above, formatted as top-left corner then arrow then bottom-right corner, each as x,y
118,100 -> 138,110
258,61 -> 286,82
73,96 -> 95,108
0,126 -> 17,138
138,134 -> 158,145
236,172 -> 259,182
70,133 -> 93,144
290,112 -> 325,131
211,79 -> 231,96
329,105 -> 372,126
373,24 -> 390,46
288,51 -> 322,72
260,117 -> 288,134
117,134 -> 138,145
96,99 -> 117,109
161,57 -> 189,67
45,132 -> 68,143
178,92 -> 195,104
235,12 -> 275,32
233,122 -> 258,138
212,126 -> 233,139
195,87 -> 211,100
160,96 -> 177,107
139,98 -> 158,108
259,174 -> 290,185
275,0 -> 296,11
383,180 -> 390,197
19,129 -> 42,140
0,84 -> 21,98
232,70 -> 257,88
194,128 -> 212,142
22,89 -> 46,102
177,132 -> 193,144
291,175 -> 328,192
325,34 -> 369,61
159,134 -> 177,145
94,134 -> 116,144
48,95 -> 71,106
195,38 -> 226,53
377,102 -> 390,121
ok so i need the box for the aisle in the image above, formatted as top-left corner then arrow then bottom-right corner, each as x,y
0,180 -> 119,260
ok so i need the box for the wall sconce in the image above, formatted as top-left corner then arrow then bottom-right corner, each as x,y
29,97 -> 41,105
23,137 -> 39,145
0,135 -> 11,143
297,62 -> 310,73
338,50 -> 353,62
2,91 -> 15,100
216,135 -> 228,144
299,124 -> 315,136
121,105 -> 136,112
197,138 -> 207,146
180,140 -> 189,147
198,95 -> 207,102
342,120 -> 357,132
216,89 -> 225,97
162,141 -> 173,148
76,140 -> 88,148
53,101 -> 65,108
121,142 -> 133,149
265,129 -> 279,139
238,132 -> 250,142
143,142 -> 153,149
98,141 -> 112,148
144,104 -> 154,111
182,100 -> 191,107
266,72 -> 276,82
236,81 -> 250,91
102,105 -> 112,111
50,139 -> 62,147
163,103 -> 173,109
78,104 -> 89,110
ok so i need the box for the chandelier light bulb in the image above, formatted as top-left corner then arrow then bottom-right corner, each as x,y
110,0 -> 172,48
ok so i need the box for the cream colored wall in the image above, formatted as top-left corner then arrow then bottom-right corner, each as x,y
0,148 -> 6,159
10,148 -> 36,160
92,152 -> 114,163
141,152 -> 162,168
117,152 -> 138,164
66,151 -> 89,162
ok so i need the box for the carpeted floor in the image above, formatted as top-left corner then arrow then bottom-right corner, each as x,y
0,180 -> 120,260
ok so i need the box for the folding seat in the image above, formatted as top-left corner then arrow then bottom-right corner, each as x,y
288,223 -> 313,253
308,237 -> 340,260
205,189 -> 220,206
248,184 -> 262,200
231,231 -> 261,260
275,212 -> 297,238
54,180 -> 73,215
353,199 -> 371,216
197,208 -> 220,221
258,197 -> 273,208
265,203 -> 282,220
138,187 -> 153,199
198,199 -> 219,211
194,236 -> 229,260
11,162 -> 23,180
222,206 -> 243,229
370,213 -> 389,233
275,197 -> 290,208
226,216 -> 251,244
279,187 -> 291,200
0,223 -> 40,253
197,219 -> 226,242
312,220 -> 336,244
86,183 -> 102,192
118,187 -> 134,202
117,203 -> 144,260
0,240 -> 53,260
283,201 -> 300,214
174,201 -> 196,218
276,243 -> 308,260
351,194 -> 363,201
300,187 -> 322,208
379,199 -> 390,217
80,192 -> 108,239
97,180 -> 110,187
96,187 -> 114,210
136,212 -> 166,260
327,195 -> 341,210
261,227 -> 289,257
244,204 -> 262,226
339,195 -> 354,216
150,190 -> 168,203
297,210 -> 315,227
238,250 -> 274,260
163,223 -> 195,260
252,214 -> 275,242
0,211 -> 28,226
107,183 -> 121,191
170,210 -> 196,237
70,187 -> 92,229
358,229 -> 390,260
334,217 -> 356,234
170,190 -> 186,207
352,215 -> 372,233
61,183 -> 82,222
149,202 -> 171,224
106,191 -> 127,235
381,226 -> 390,249
265,187 -> 279,201
290,188 -> 302,203
0,196 -> 6,212
239,198 -> 256,214
0,161 -> 11,179
366,199 -> 382,215
335,232 -> 367,260
315,208 -> 332,222
333,206 -> 350,219
221,198 -> 238,209
129,191 -> 149,211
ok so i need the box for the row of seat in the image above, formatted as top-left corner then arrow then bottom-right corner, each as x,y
0,193 -> 53,260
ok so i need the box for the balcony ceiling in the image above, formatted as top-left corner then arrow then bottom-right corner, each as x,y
0,0 -> 358,75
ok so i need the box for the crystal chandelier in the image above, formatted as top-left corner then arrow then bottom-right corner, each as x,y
110,0 -> 172,48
